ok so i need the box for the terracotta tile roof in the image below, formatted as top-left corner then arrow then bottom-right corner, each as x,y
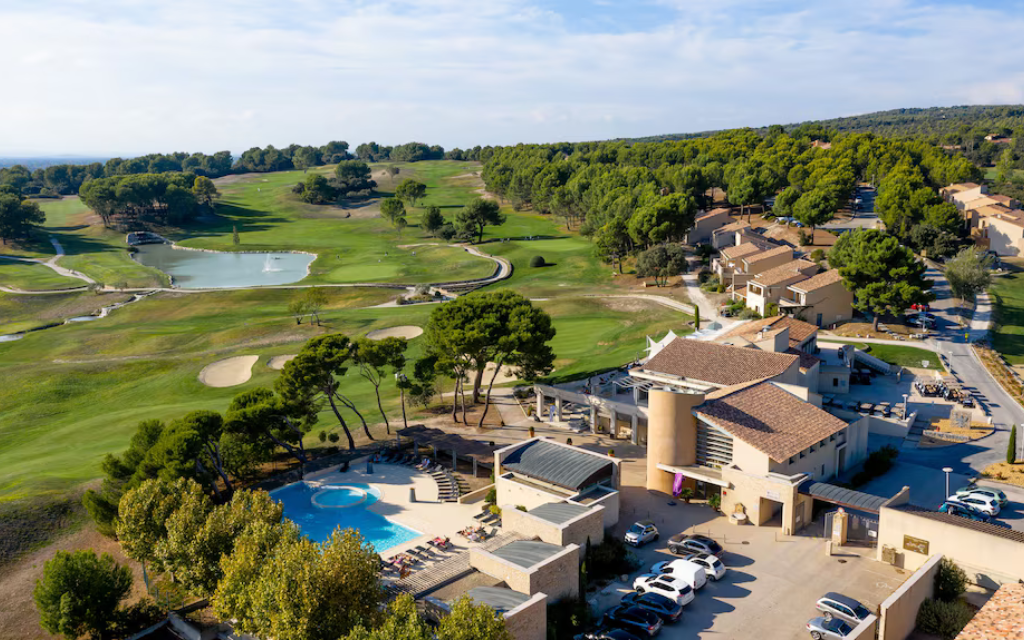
723,315 -> 818,347
696,207 -> 732,221
787,347 -> 821,371
964,196 -> 1003,209
733,286 -> 748,298
721,242 -> 763,261
975,204 -> 1016,218
989,212 -> 1024,229
990,194 -> 1019,207
789,269 -> 842,293
744,245 -> 791,265
945,182 -> 981,192
695,381 -> 848,461
751,260 -> 817,287
956,582 -> 1024,640
641,339 -> 798,387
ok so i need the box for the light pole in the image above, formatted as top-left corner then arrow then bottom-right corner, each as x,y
942,467 -> 953,499
902,393 -> 910,419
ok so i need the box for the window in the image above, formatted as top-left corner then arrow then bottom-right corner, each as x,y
821,464 -> 825,476
833,378 -> 839,387
829,434 -> 836,442
788,456 -> 795,464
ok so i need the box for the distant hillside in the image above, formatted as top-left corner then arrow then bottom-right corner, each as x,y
629,105 -> 1024,144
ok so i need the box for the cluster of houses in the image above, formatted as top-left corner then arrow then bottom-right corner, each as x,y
688,212 -> 855,328
942,182 -> 1023,256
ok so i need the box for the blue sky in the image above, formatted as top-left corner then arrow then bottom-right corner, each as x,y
1,0 -> 1023,156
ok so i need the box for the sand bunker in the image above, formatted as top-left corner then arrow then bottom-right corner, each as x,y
199,355 -> 259,387
468,362 -> 518,385
268,354 -> 296,370
366,325 -> 423,340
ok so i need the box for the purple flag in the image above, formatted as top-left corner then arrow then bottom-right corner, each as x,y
672,473 -> 685,496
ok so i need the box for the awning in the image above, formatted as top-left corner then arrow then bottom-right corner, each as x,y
656,463 -> 731,488
798,481 -> 889,514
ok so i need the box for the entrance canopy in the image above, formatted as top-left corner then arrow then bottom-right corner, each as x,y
798,481 -> 888,514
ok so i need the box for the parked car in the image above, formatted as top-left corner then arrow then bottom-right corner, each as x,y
939,501 -> 991,522
649,559 -> 707,590
625,521 -> 659,547
948,493 -> 1000,516
633,574 -> 695,606
620,592 -> 683,623
667,533 -> 723,557
681,552 -> 727,581
806,616 -> 853,639
954,486 -> 1008,507
574,630 -> 642,640
602,606 -> 663,638
815,593 -> 872,626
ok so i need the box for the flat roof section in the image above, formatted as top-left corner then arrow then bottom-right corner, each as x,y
501,440 -> 614,492
529,502 -> 590,525
491,540 -> 564,568
466,586 -> 531,613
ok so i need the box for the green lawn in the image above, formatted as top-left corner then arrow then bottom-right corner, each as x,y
0,288 -> 690,502
820,339 -> 943,370
990,268 -> 1024,364
0,261 -> 85,291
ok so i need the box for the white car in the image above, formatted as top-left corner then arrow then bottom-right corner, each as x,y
633,574 -> 695,606
948,493 -> 1000,516
648,559 -> 706,590
681,552 -> 727,581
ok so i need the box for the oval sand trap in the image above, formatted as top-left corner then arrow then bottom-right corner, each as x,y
268,354 -> 296,370
366,325 -> 423,341
199,355 -> 259,387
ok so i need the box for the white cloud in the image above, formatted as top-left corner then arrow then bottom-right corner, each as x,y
0,0 -> 1022,155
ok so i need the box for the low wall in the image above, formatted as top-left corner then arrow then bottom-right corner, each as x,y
470,544 -> 580,602
572,488 -> 620,529
849,614 -> 879,640
501,504 -> 605,549
877,554 -> 942,640
459,484 -> 494,505
496,474 -> 566,512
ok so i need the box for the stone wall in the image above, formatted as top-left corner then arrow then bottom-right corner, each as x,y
877,554 -> 941,640
501,504 -> 605,548
469,544 -> 580,602
503,592 -> 547,640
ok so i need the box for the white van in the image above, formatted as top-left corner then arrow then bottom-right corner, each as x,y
650,558 -> 707,591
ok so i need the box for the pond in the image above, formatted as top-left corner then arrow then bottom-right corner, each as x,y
133,244 -> 314,289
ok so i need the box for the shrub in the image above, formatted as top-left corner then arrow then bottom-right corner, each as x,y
529,255 -> 546,267
488,504 -> 502,516
738,307 -> 761,320
589,534 -> 640,581
1009,424 -> 1018,464
327,432 -> 340,444
516,505 -> 527,512
798,229 -> 810,246
546,596 -> 592,640
318,431 -> 327,443
708,494 -> 721,511
934,558 -> 968,603
485,488 -> 497,505
697,270 -> 715,285
810,248 -> 826,262
566,437 -> 573,445
916,598 -> 974,640
607,448 -> 615,456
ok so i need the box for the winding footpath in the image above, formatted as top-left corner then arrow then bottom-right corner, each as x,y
0,237 -> 96,294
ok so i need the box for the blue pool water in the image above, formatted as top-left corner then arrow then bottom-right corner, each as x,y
270,481 -> 420,551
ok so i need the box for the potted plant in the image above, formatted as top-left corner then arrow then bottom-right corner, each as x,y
679,488 -> 693,504
607,448 -> 615,457
566,437 -> 573,445
708,494 -> 721,512
528,426 -> 535,438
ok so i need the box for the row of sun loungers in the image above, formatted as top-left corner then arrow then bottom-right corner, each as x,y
373,450 -> 465,502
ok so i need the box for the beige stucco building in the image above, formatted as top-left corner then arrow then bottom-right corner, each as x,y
742,259 -> 819,316
687,208 -> 734,244
781,269 -> 855,327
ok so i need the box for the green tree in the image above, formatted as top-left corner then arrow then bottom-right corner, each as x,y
944,248 -> 992,310
1009,424 -> 1018,464
426,291 -> 555,427
635,244 -> 688,286
116,477 -> 197,565
455,199 -> 505,243
792,187 -> 839,232
395,179 -> 427,207
628,193 -> 697,247
303,287 -> 328,325
995,147 -> 1016,184
217,528 -> 383,640
226,387 -> 315,474
352,337 -> 408,434
276,334 -> 370,449
436,596 -> 514,640
772,185 -> 801,219
594,215 -> 631,273
934,557 -> 968,602
300,174 -> 337,204
0,193 -> 45,245
380,197 -> 405,224
422,205 -> 445,236
343,595 -> 431,640
34,550 -> 132,640
232,225 -> 240,246
694,305 -> 700,330
192,176 -> 220,207
288,297 -> 310,324
828,228 -> 934,330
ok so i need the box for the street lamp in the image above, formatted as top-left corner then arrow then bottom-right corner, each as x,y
942,467 -> 953,499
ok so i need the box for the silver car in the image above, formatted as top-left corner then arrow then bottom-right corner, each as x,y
624,520 -> 659,547
815,593 -> 871,626
806,616 -> 853,639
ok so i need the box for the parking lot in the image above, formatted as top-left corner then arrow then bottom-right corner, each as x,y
602,487 -> 908,639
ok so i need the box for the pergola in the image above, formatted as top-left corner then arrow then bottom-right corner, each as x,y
396,425 -> 497,476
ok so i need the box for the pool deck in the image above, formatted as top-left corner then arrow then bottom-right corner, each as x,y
306,459 -> 489,558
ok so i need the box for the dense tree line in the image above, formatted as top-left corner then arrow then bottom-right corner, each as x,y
79,172 -> 217,228
479,128 -> 979,267
292,160 -> 377,205
354,141 -> 445,163
0,184 -> 45,244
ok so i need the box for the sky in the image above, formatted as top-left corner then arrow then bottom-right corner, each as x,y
2,0 -> 1024,156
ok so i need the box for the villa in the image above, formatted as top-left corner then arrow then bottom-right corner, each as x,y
686,207 -> 734,244
944,181 -> 1024,255
713,241 -> 792,292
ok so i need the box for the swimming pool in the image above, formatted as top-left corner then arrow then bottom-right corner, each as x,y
270,481 -> 420,551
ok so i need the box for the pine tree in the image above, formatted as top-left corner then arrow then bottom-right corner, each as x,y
694,306 -> 701,331
1009,424 -> 1018,464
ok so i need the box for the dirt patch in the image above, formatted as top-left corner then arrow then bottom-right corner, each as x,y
199,355 -> 259,387
981,462 -> 1024,487
600,297 -> 662,314
366,325 -> 423,340
449,172 -> 481,180
829,321 -> 925,341
467,363 -> 518,386
267,354 -> 296,370
473,188 -> 498,201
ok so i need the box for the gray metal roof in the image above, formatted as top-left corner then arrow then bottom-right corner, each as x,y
798,481 -> 889,513
491,540 -> 564,568
501,440 -> 614,491
529,502 -> 590,525
466,587 -> 530,613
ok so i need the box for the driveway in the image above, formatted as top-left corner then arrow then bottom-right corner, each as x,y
602,503 -> 904,640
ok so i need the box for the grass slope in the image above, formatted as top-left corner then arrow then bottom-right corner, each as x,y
990,268 -> 1024,364
820,339 -> 943,370
0,261 -> 84,291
